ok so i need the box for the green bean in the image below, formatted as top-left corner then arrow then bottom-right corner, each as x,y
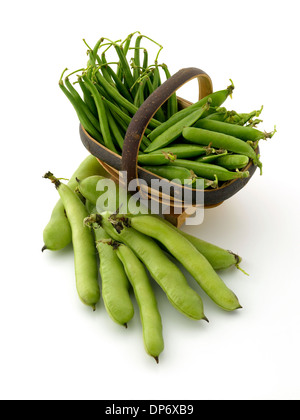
77,76 -> 98,118
89,213 -> 207,321
103,96 -> 151,136
105,107 -> 124,151
43,173 -> 100,309
169,159 -> 249,181
64,76 -> 100,130
59,78 -> 103,143
138,152 -> 176,166
43,156 -> 107,252
82,75 -> 117,152
104,62 -> 134,103
128,215 -> 241,311
145,102 -> 211,153
132,35 -> 143,86
133,80 -> 145,108
90,70 -> 139,116
148,81 -> 235,142
182,127 -> 262,173
215,154 -> 250,170
142,49 -> 149,72
113,43 -> 135,91
194,118 -> 275,142
145,75 -> 166,122
152,64 -> 161,91
143,165 -> 196,185
148,144 -> 214,159
93,226 -> 134,326
161,64 -> 178,119
116,243 -> 164,362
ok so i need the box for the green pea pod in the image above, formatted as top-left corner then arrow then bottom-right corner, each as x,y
183,127 -> 262,174
215,154 -> 250,170
116,243 -> 164,363
138,152 -> 176,166
148,144 -> 213,159
145,102 -> 211,153
194,118 -> 275,142
169,159 -> 250,181
148,81 -> 235,142
94,227 -> 134,326
143,165 -> 197,185
44,174 -> 100,309
128,215 -> 242,312
43,156 -> 108,251
87,213 -> 207,321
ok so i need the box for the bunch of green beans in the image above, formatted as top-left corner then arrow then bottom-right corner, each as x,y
43,170 -> 249,362
60,32 -> 275,189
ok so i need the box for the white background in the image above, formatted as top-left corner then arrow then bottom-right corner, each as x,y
1,0 -> 299,401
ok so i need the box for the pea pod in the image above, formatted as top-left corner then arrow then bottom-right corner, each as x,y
148,81 -> 235,142
44,173 -> 100,309
182,127 -> 262,174
128,215 -> 242,311
143,165 -> 197,185
93,226 -> 134,326
88,213 -> 207,321
145,102 -> 211,153
148,144 -> 214,159
194,118 -> 275,142
169,159 -> 250,181
43,156 -> 107,251
215,154 -> 250,170
138,152 -> 176,166
116,243 -> 164,363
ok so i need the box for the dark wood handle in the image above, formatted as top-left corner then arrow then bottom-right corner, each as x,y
121,67 -> 213,189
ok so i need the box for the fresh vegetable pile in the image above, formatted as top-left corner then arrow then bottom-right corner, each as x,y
59,32 -> 276,188
43,166 -> 246,362
43,33 -> 276,362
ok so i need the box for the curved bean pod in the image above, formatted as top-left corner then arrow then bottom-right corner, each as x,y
194,118 -> 274,142
215,154 -> 250,170
169,159 -> 250,181
145,103 -> 211,153
44,173 -> 100,309
128,215 -> 242,311
94,227 -> 134,326
116,243 -> 164,362
143,165 -> 196,185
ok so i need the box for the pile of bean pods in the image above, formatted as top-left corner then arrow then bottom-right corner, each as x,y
43,33 -> 276,362
43,162 -> 247,362
59,32 -> 276,188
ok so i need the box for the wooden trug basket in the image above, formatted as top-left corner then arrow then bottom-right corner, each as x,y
80,67 -> 257,227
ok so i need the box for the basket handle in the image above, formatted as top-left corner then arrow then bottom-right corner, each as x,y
121,67 -> 213,189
